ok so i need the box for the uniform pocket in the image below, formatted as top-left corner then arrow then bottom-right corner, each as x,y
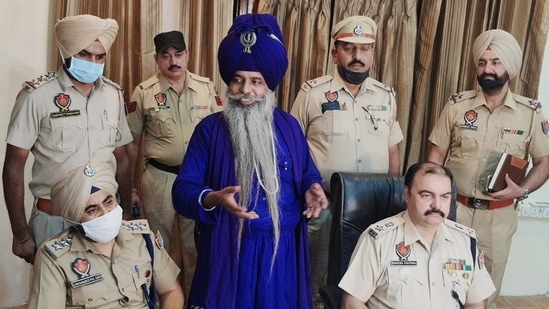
50,116 -> 83,150
322,110 -> 349,136
152,111 -> 177,138
387,266 -> 427,309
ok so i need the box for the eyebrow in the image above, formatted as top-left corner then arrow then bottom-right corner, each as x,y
84,194 -> 114,212
479,57 -> 501,62
81,49 -> 107,57
417,189 -> 452,196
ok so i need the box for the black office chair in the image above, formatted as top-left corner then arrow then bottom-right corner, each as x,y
319,172 -> 457,309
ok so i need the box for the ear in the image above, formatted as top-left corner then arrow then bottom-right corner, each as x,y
331,48 -> 338,64
404,186 -> 410,203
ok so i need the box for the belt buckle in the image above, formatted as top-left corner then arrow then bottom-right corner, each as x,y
471,199 -> 483,209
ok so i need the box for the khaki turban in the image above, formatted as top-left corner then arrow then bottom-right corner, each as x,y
54,14 -> 119,59
472,29 -> 522,78
51,161 -> 118,223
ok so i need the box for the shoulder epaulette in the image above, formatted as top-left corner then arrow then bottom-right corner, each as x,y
367,215 -> 405,239
101,76 -> 123,91
22,72 -> 57,92
188,72 -> 211,83
444,220 -> 477,239
122,219 -> 151,234
138,75 -> 160,90
43,232 -> 73,260
370,79 -> 392,92
513,94 -> 542,112
300,75 -> 333,92
448,90 -> 477,104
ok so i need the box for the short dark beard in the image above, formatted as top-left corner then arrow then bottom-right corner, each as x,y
477,71 -> 509,95
337,65 -> 369,85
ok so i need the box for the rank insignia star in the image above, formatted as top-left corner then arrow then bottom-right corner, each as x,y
51,236 -> 73,250
123,222 -> 148,231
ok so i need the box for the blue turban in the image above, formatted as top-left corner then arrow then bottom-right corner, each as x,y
218,14 -> 288,91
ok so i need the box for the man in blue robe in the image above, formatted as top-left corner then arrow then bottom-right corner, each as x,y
172,13 -> 328,309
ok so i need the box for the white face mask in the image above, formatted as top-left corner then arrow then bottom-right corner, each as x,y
81,205 -> 122,243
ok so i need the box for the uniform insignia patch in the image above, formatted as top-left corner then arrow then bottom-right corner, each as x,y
529,99 -> 542,111
325,91 -> 338,102
155,230 -> 164,249
542,119 -> 549,135
123,221 -> 148,231
458,110 -> 478,130
390,241 -> 417,266
155,93 -> 167,106
502,128 -> 524,136
353,24 -> 363,35
215,95 -> 223,106
51,93 -> 81,118
444,258 -> 472,271
478,250 -> 485,269
70,258 -> 104,288
154,92 -> 170,111
127,101 -> 137,113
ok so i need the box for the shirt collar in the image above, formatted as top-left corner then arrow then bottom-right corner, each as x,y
473,88 -> 517,110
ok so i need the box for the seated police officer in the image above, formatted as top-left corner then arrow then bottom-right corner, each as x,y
29,161 -> 184,309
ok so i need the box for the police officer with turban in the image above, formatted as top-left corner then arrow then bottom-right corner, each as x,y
172,13 -> 328,309
428,29 -> 549,308
3,14 -> 133,265
29,161 -> 184,308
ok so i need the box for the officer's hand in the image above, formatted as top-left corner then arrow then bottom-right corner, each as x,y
131,191 -> 142,219
303,183 -> 328,219
206,186 -> 259,220
487,173 -> 523,200
13,236 -> 36,264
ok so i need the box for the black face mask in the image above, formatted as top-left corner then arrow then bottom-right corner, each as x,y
337,65 -> 369,85
477,71 -> 510,94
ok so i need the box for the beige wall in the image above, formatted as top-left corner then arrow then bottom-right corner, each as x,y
0,2 -> 548,307
0,1 -> 52,307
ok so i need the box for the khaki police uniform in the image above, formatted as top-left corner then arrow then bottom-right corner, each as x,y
292,73 -> 403,184
291,73 -> 403,295
429,89 -> 549,307
339,211 -> 495,309
29,219 -> 179,308
6,69 -> 133,247
127,71 -> 220,296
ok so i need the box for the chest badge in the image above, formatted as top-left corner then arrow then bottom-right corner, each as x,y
51,93 -> 80,118
154,92 -> 170,111
458,109 -> 478,130
390,241 -> 417,266
70,258 -> 104,288
325,91 -> 338,102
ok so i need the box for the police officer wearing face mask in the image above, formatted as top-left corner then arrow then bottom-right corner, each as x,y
3,14 -> 133,265
29,161 -> 184,309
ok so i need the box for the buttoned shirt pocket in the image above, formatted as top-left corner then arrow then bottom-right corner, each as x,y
99,109 -> 120,145
49,116 -> 83,150
69,281 -> 109,308
442,269 -> 472,308
454,136 -> 478,158
497,133 -> 528,158
387,267 -> 427,309
190,105 -> 212,122
149,110 -> 176,138
322,110 -> 349,136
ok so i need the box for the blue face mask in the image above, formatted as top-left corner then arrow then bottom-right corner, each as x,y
66,57 -> 105,83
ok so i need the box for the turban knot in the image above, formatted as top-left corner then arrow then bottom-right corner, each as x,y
51,161 -> 118,223
472,29 -> 522,78
218,14 -> 288,91
54,14 -> 119,59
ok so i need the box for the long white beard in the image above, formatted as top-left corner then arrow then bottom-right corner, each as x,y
224,91 -> 281,262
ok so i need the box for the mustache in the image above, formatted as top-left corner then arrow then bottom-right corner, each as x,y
424,209 -> 446,218
348,59 -> 365,67
168,65 -> 182,70
227,92 -> 263,102
479,73 -> 499,80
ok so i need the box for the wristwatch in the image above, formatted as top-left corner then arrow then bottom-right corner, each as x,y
518,186 -> 529,201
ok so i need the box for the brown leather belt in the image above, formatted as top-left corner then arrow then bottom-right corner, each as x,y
456,194 -> 514,210
148,159 -> 181,174
36,198 -> 61,216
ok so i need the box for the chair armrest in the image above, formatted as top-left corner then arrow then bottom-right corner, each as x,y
319,284 -> 342,309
